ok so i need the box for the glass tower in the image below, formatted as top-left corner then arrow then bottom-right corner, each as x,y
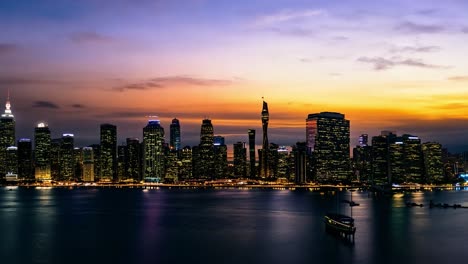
0,95 -> 15,177
170,118 -> 181,151
100,124 -> 117,182
34,123 -> 51,181
259,100 -> 270,178
248,129 -> 256,178
143,119 -> 165,182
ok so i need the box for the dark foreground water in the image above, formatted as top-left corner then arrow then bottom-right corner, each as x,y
1,187 -> 468,264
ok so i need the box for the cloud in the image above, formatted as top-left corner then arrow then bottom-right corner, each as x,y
0,43 -> 18,54
357,56 -> 448,71
462,27 -> 468,33
389,45 -> 441,53
268,27 -> 315,37
71,104 -> 85,108
254,9 -> 325,26
448,76 -> 468,82
70,32 -> 114,43
395,21 -> 445,34
415,9 -> 439,16
32,101 -> 60,109
112,76 -> 235,92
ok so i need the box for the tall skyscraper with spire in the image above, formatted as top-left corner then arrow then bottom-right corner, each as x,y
259,100 -> 270,178
0,91 -> 15,178
143,118 -> 165,182
170,118 -> 181,151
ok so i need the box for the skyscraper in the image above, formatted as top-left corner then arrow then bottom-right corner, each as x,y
248,129 -> 256,178
100,124 -> 117,182
359,134 -> 369,147
196,119 -> 214,179
233,142 -> 247,178
5,146 -> 18,179
422,142 -> 444,183
306,112 -> 350,182
50,138 -> 62,181
117,145 -> 127,181
17,138 -> 33,180
0,94 -> 15,178
82,147 -> 95,182
143,118 -> 165,182
60,134 -> 75,181
170,118 -> 181,151
213,135 -> 227,178
180,146 -> 192,180
126,138 -> 141,182
259,100 -> 270,178
34,123 -> 51,181
294,142 -> 308,184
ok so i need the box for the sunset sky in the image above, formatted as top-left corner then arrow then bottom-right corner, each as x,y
1,0 -> 468,152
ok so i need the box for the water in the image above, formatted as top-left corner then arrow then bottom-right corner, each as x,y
1,187 -> 468,264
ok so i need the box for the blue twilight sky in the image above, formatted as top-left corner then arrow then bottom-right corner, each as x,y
1,0 -> 468,152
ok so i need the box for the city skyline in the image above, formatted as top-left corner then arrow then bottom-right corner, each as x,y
1,0 -> 468,151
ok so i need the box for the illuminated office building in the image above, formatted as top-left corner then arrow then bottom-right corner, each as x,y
306,112 -> 350,182
0,95 -> 15,177
100,124 -> 117,182
422,142 -> 444,183
248,129 -> 256,178
277,146 -> 289,179
180,146 -> 192,180
233,142 -> 247,178
126,138 -> 141,182
117,145 -> 127,181
196,119 -> 214,179
74,147 -> 83,181
268,143 -> 279,178
60,134 -> 75,181
34,123 -> 51,181
214,135 -> 227,178
143,119 -> 165,182
50,138 -> 61,181
17,139 -> 33,180
294,142 -> 308,184
170,118 -> 181,151
359,134 -> 369,147
82,147 -> 95,182
6,146 -> 18,178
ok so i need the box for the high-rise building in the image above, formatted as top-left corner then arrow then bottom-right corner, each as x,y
248,129 -> 256,178
213,135 -> 227,178
60,134 -> 75,181
306,112 -> 350,182
74,147 -> 83,181
294,142 -> 308,184
352,145 -> 372,183
117,145 -> 127,181
170,118 -> 181,151
422,142 -> 444,183
50,138 -> 61,181
359,134 -> 369,147
180,146 -> 192,180
126,138 -> 141,182
34,123 -> 51,181
5,146 -> 18,179
82,147 -> 94,182
88,144 -> 100,180
0,95 -> 15,178
17,138 -> 33,180
268,143 -> 279,178
277,146 -> 289,179
143,119 -> 165,182
259,100 -> 270,178
165,146 -> 180,182
196,119 -> 214,179
100,124 -> 117,182
402,134 -> 423,183
233,142 -> 247,178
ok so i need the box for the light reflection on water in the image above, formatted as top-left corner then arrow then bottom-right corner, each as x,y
1,188 -> 468,264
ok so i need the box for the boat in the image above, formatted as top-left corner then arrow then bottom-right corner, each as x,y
324,189 -> 358,238
324,213 -> 356,235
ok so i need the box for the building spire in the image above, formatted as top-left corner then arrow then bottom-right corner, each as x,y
2,88 -> 13,118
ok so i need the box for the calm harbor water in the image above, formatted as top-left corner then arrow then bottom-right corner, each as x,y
1,187 -> 468,264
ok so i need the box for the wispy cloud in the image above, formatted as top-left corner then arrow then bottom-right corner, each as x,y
448,76 -> 468,82
395,21 -> 445,34
113,76 -> 235,92
357,56 -> 448,71
71,104 -> 85,108
389,45 -> 441,53
462,27 -> 468,33
268,27 -> 315,37
254,9 -> 325,26
0,43 -> 19,54
33,101 -> 60,109
70,32 -> 114,44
